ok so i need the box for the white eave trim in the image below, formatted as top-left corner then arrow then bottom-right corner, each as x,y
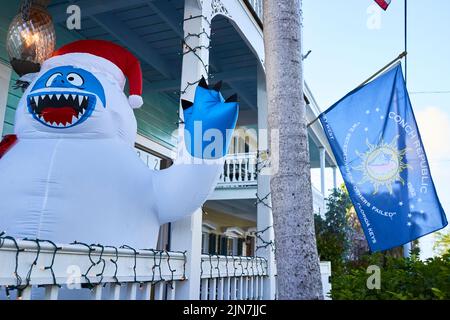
223,227 -> 245,238
202,221 -> 218,233
135,134 -> 176,160
304,82 -> 337,166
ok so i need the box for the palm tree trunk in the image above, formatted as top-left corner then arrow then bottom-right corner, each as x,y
263,0 -> 323,299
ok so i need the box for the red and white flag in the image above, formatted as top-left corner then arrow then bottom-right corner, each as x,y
374,0 -> 391,10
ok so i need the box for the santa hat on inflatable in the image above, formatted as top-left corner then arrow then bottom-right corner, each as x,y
43,40 -> 144,109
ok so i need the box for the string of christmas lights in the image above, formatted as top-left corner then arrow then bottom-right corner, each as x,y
254,149 -> 272,209
0,232 -> 188,299
199,253 -> 268,280
253,226 -> 275,254
179,14 -> 213,97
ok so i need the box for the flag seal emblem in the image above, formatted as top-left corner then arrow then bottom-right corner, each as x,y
354,136 -> 410,194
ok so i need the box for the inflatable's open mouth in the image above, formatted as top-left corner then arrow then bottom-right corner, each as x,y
27,92 -> 97,128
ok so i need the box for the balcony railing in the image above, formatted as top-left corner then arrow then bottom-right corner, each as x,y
200,254 -> 268,300
217,153 -> 326,214
217,152 -> 258,188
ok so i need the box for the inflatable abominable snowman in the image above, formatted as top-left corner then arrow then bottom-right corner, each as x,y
0,40 -> 239,249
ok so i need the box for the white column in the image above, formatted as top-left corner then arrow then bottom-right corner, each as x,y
171,0 -> 211,300
319,147 -> 326,196
332,166 -> 337,190
256,64 -> 276,300
403,242 -> 412,258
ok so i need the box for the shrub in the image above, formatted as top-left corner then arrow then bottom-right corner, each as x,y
331,251 -> 450,300
316,185 -> 449,300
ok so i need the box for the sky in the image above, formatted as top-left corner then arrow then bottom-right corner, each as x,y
303,0 -> 450,257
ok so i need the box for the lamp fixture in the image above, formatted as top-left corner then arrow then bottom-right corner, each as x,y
6,0 -> 55,76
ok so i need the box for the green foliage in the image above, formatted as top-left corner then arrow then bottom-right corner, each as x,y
331,251 -> 450,300
314,186 -> 367,273
434,230 -> 450,255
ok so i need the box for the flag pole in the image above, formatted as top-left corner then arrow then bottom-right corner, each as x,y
307,51 -> 407,128
354,51 -> 407,91
404,0 -> 408,86
402,0 -> 412,259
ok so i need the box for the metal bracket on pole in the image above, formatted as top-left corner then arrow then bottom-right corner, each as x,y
307,51 -> 407,128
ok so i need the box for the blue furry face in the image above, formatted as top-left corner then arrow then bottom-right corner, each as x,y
27,66 -> 106,128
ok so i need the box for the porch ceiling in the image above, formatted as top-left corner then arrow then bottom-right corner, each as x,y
209,15 -> 258,115
47,0 -> 259,118
205,199 -> 256,222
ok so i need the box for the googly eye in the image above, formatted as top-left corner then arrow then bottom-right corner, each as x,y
66,73 -> 84,86
45,73 -> 62,87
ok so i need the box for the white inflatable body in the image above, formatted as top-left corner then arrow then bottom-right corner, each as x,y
0,49 -> 235,249
0,138 -> 221,248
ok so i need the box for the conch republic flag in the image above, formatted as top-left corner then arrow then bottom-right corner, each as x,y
319,64 -> 448,252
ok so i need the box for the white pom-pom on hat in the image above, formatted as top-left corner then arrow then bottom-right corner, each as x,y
128,95 -> 144,109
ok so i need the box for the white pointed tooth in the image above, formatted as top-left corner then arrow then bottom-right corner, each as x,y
52,122 -> 57,126
33,96 -> 39,105
48,94 -> 54,100
78,95 -> 84,105
71,115 -> 78,123
71,94 -> 77,100
58,123 -> 64,128
41,95 -> 47,100
56,94 -> 61,100
64,94 -> 70,100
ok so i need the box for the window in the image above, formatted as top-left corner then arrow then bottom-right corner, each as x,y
201,232 -> 209,254
0,62 -> 12,136
245,236 -> 255,256
244,136 -> 250,153
219,236 -> 228,255
201,233 -> 254,256
208,233 -> 217,255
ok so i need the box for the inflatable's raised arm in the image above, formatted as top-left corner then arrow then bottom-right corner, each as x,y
152,78 -> 239,224
0,40 -> 238,248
